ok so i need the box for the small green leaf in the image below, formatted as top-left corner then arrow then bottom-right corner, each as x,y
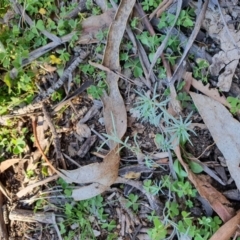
36,20 -> 45,30
41,166 -> 48,177
3,72 -> 14,90
173,159 -> 187,178
64,188 -> 72,197
189,161 -> 203,173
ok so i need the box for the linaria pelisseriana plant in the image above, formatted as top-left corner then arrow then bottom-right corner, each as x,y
98,113 -> 141,154
131,85 -> 169,127
131,87 -> 195,151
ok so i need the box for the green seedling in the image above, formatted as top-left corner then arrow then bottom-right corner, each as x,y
162,175 -> 197,198
87,80 -> 107,99
189,161 -> 203,174
57,178 -> 73,197
141,0 -> 162,11
177,9 -> 195,27
86,0 -> 101,15
130,17 -> 140,29
26,169 -> 35,179
158,8 -> 194,29
143,179 -> 163,195
101,220 -> 116,231
227,96 -> 240,114
193,59 -> 210,83
147,216 -> 167,240
137,32 -> 161,62
124,57 -> 143,78
0,126 -> 27,157
99,113 -> 141,154
165,112 -> 195,145
53,179 -> 117,239
96,29 -> 109,42
154,133 -> 175,151
131,86 -> 169,127
173,159 -> 188,178
125,193 -> 139,212
176,92 -> 192,108
166,201 -> 180,219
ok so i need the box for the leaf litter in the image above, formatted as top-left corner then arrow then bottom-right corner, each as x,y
1,0 -> 240,239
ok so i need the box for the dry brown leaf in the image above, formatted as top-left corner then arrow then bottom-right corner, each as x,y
58,0 -> 134,200
58,146 -> 119,186
190,92 -> 240,192
0,158 -> 22,173
210,211 -> 240,240
202,7 -> 240,91
77,9 -> 115,44
101,0 -> 135,148
174,145 -> 235,222
183,72 -> 230,108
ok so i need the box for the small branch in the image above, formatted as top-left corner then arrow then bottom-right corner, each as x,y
0,192 -> 8,240
31,117 -> 58,174
42,104 -> 66,169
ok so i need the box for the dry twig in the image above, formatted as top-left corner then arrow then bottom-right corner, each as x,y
42,103 -> 66,169
31,117 -> 57,174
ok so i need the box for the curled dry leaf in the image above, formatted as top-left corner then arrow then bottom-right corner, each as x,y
58,0 -> 134,200
60,145 -> 120,200
183,72 -> 230,108
190,92 -> 240,192
77,9 -> 115,44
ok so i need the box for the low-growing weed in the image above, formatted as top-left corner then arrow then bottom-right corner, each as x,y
35,178 -> 118,240
0,126 -> 27,158
158,8 -> 195,29
227,96 -> 240,114
87,80 -> 107,99
146,172 -> 222,239
193,59 -> 210,83
26,169 -> 35,179
143,179 -> 163,195
99,114 -> 141,154
124,57 -> 143,78
131,86 -> 169,127
131,87 -> 195,150
141,0 -> 162,11
147,216 -> 168,240
125,193 -> 139,212
176,92 -> 192,108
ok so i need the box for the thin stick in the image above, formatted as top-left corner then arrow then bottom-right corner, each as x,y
42,104 -> 66,169
149,0 -> 169,19
0,192 -> 8,239
31,117 -> 58,174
